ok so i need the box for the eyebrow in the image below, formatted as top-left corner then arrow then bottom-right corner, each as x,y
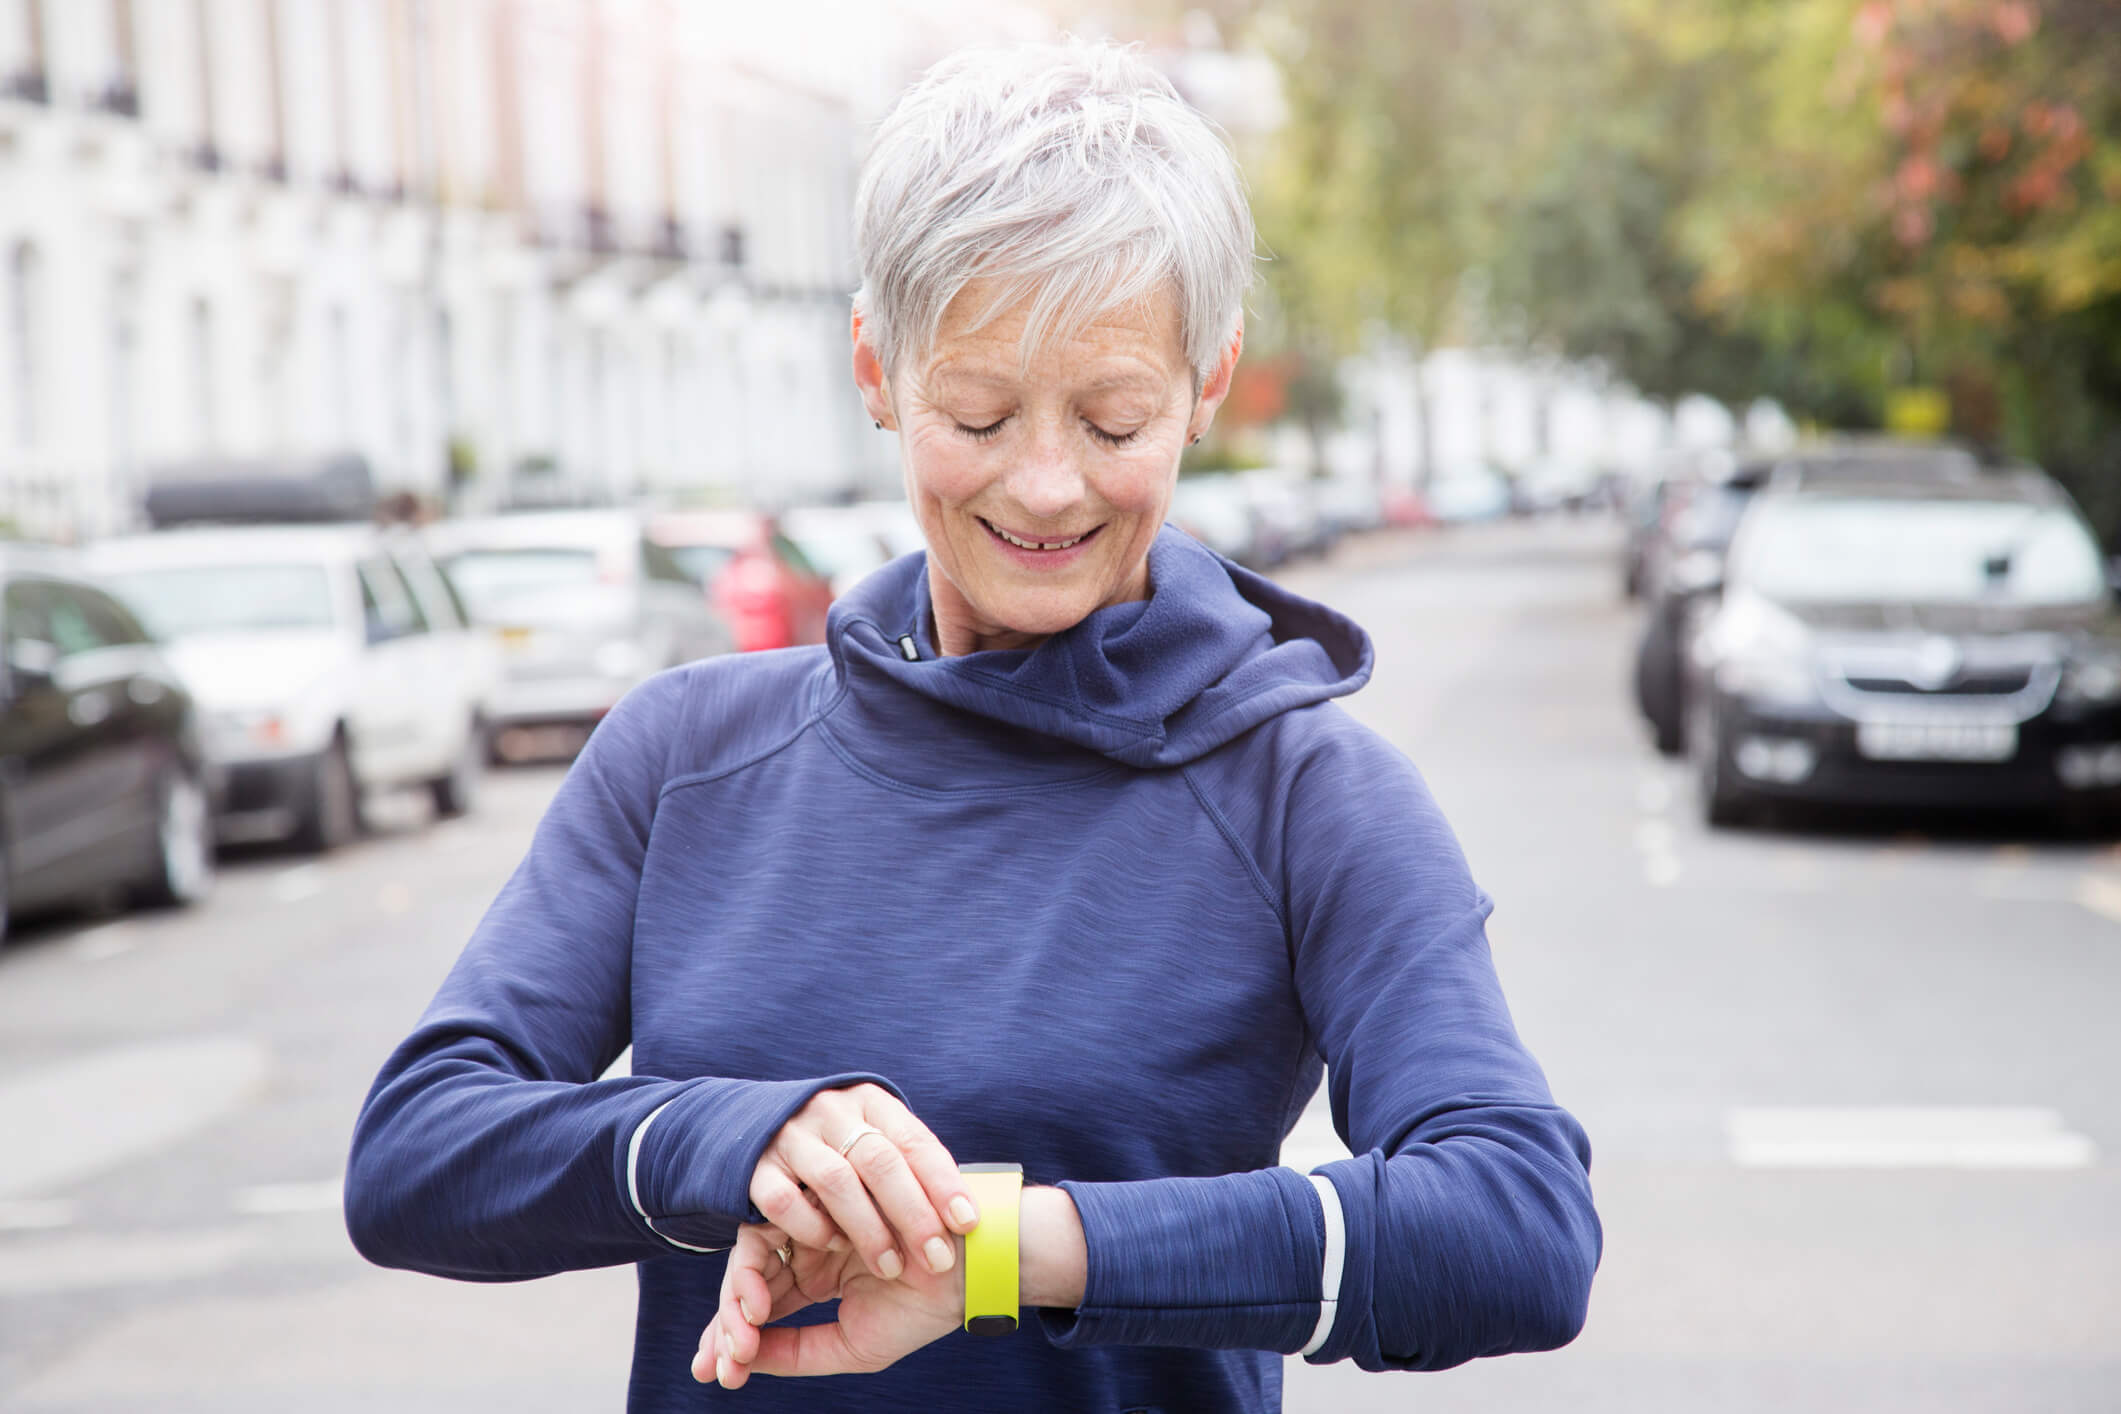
925,367 -> 1169,399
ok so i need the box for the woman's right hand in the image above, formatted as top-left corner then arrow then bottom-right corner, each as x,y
748,1083 -> 980,1282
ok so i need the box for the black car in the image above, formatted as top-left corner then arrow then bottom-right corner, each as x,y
1,547 -> 217,939
1683,469 -> 2121,828
1632,440 -> 1984,755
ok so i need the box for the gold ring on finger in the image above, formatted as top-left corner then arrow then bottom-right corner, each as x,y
774,1241 -> 793,1268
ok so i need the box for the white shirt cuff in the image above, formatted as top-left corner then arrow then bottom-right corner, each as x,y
1300,1171 -> 1346,1357
626,1099 -> 725,1254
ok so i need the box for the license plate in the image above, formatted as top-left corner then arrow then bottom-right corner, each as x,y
1856,720 -> 2017,763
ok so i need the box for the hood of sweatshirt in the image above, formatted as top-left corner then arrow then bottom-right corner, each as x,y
823,524 -> 1372,771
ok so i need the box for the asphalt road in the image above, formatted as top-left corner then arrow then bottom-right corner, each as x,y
2,517 -> 2115,1412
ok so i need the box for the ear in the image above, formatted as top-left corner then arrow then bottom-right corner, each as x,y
1187,322 -> 1245,441
851,310 -> 895,430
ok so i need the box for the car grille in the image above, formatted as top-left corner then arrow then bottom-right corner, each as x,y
1842,667 -> 2036,696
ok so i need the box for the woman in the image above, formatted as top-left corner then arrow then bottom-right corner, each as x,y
347,39 -> 1599,1412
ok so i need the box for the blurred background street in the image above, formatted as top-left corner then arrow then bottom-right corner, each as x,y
3,519 -> 2116,1412
3,0 -> 2119,1407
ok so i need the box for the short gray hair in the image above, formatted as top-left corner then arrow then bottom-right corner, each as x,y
853,39 -> 1255,386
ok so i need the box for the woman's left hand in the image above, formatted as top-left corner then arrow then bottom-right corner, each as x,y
691,1220 -> 962,1389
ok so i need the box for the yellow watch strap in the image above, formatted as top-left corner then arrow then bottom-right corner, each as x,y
959,1163 -> 1022,1336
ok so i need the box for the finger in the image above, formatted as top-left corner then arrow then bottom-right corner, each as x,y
859,1092 -> 979,1236
840,1122 -> 956,1276
781,1126 -> 903,1281
750,1155 -> 843,1254
749,1318 -> 877,1379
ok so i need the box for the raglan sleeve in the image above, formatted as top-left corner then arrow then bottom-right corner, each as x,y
344,668 -> 897,1280
1043,729 -> 1600,1369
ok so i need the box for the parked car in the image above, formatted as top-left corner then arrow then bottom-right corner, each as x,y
1313,475 -> 1386,537
1633,440 -> 1983,755
88,519 -> 492,851
426,510 -> 733,750
1238,469 -> 1333,562
1683,466 -> 2121,828
647,510 -> 834,653
1514,458 -> 1603,515
850,500 -> 930,560
1424,462 -> 1513,524
1168,475 -> 1264,567
778,505 -> 898,599
1,546 -> 218,938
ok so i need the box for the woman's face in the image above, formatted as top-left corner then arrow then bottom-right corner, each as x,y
855,281 -> 1236,655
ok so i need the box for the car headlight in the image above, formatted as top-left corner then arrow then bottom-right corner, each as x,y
2060,648 -> 2121,705
1707,592 -> 1817,706
210,709 -> 292,754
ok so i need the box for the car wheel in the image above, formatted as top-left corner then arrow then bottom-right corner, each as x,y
292,737 -> 360,854
135,769 -> 216,908
429,718 -> 483,818
1634,619 -> 1686,756
1692,697 -> 1753,829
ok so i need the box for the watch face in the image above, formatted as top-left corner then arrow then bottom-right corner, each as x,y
966,1314 -> 1019,1338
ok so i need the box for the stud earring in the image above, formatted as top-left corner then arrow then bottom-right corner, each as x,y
874,420 -> 883,429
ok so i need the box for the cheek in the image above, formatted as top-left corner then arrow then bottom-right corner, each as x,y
902,427 -> 991,505
1097,449 -> 1179,518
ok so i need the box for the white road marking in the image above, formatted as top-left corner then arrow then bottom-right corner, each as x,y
2073,874 -> 2121,924
232,1179 -> 343,1216
0,1198 -> 77,1232
1643,853 -> 1683,888
0,1037 -> 271,1198
1727,1106 -> 2097,1170
271,864 -> 327,903
1632,818 -> 1676,853
68,923 -> 139,962
1636,777 -> 1673,813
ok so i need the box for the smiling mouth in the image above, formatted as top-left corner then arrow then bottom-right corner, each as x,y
980,518 -> 1101,552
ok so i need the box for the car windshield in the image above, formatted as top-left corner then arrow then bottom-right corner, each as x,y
661,544 -> 738,586
1735,496 -> 2106,605
99,564 -> 337,637
1674,485 -> 1754,549
440,548 -> 604,618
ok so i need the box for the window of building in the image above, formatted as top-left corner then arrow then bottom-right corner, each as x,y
8,242 -> 40,449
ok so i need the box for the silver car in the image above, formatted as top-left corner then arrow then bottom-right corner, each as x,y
425,510 -> 734,754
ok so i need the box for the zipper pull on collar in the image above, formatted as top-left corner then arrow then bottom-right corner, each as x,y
897,633 -> 920,662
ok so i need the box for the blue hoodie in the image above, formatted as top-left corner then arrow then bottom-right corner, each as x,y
347,526 -> 1600,1412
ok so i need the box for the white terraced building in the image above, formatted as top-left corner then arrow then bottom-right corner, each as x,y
0,0 -> 1044,542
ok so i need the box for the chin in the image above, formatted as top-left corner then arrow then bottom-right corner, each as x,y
980,584 -> 1105,638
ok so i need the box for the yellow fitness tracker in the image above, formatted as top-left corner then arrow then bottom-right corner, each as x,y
959,1163 -> 1023,1336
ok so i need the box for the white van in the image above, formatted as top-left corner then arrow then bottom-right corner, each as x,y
86,524 -> 495,850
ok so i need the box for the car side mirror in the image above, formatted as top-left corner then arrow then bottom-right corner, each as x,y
6,639 -> 59,696
1671,548 -> 1726,598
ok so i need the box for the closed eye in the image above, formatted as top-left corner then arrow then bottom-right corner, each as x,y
956,417 -> 1010,442
1086,421 -> 1143,447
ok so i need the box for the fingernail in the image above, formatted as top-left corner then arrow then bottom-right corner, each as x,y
877,1248 -> 903,1280
826,1233 -> 849,1252
739,1294 -> 757,1325
949,1195 -> 977,1229
716,1355 -> 730,1386
924,1235 -> 954,1273
721,1329 -> 734,1359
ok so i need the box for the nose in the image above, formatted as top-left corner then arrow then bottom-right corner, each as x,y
1000,420 -> 1087,523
